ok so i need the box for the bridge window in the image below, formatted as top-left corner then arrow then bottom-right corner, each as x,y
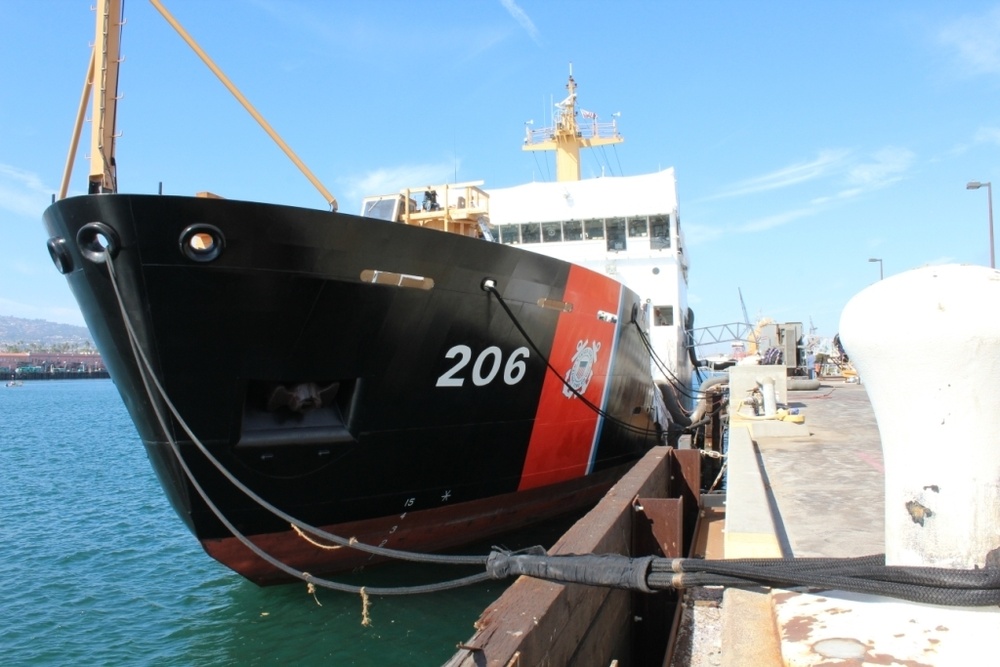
542,221 -> 562,242
563,220 -> 583,241
584,218 -> 604,240
497,215 -> 672,248
628,216 -> 649,238
500,224 -> 520,244
650,214 -> 670,249
361,196 -> 400,221
606,217 -> 626,252
521,222 -> 541,244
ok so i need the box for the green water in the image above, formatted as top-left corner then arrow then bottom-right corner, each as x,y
1,380 -> 531,665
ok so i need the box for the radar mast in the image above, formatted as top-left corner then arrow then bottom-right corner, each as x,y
522,66 -> 623,182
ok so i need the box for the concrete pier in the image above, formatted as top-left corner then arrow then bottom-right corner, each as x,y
687,378 -> 997,667
447,376 -> 998,665
749,380 -> 885,559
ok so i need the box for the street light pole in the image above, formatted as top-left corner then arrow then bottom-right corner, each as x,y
868,257 -> 883,280
967,181 -> 995,269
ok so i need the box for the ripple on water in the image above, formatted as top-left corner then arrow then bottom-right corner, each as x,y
1,380 -> 512,666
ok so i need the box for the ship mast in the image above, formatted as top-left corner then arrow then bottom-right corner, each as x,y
90,0 -> 123,194
522,67 -> 623,182
61,0 -> 340,209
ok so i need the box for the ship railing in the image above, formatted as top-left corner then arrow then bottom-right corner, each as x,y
524,118 -> 620,145
396,181 -> 492,238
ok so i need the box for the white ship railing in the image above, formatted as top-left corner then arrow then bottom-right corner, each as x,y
524,119 -> 621,145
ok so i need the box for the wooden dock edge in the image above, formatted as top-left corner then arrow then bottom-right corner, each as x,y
445,446 -> 700,667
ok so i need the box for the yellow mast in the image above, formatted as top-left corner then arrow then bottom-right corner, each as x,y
89,0 -> 123,194
522,67 -> 623,182
62,0 -> 339,209
58,48 -> 95,200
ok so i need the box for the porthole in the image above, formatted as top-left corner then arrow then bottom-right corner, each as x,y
652,267 -> 660,275
76,222 -> 120,263
46,237 -> 73,274
179,224 -> 225,262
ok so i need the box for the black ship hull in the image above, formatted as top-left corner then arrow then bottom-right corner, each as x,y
43,194 -> 665,583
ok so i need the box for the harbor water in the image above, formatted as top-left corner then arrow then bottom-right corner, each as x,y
1,380 -> 531,665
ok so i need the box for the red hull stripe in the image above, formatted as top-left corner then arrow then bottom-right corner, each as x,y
517,267 -> 624,490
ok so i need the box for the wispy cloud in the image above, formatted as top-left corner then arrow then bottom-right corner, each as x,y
975,126 -> 1000,146
937,7 -> 1000,76
709,149 -> 851,200
339,160 -> 461,204
682,222 -> 725,246
842,147 -> 914,193
0,164 -> 53,220
500,0 -> 541,45
944,125 -> 1000,157
737,207 -> 816,233
699,146 -> 915,239
802,147 -> 913,205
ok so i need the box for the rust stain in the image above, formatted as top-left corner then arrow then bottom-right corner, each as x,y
825,606 -> 853,615
864,651 -> 934,667
905,500 -> 933,526
783,613 -> 817,642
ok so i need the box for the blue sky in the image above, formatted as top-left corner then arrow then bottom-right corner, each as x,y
3,1 -> 1000,342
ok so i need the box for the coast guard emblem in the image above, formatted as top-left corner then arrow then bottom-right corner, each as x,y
563,340 -> 601,398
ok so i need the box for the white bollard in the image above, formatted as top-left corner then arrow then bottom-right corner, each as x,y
758,376 -> 777,417
840,264 -> 1000,569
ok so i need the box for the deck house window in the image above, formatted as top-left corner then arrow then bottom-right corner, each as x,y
521,222 -> 541,244
606,217 -> 626,252
542,221 -> 563,242
628,216 -> 649,238
500,224 -> 520,245
650,214 -> 670,250
654,305 -> 674,326
563,219 -> 583,241
584,218 -> 604,240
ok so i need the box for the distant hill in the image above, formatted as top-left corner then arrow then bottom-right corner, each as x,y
0,316 -> 94,348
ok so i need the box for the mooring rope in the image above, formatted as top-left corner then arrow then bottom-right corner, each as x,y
485,551 -> 1000,607
100,254 -> 1000,607
104,254 -> 492,597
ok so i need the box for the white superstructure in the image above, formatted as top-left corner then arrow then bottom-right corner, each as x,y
488,162 -> 691,393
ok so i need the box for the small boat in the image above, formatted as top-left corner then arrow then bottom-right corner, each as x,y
42,0 -> 692,584
6,380 -> 24,387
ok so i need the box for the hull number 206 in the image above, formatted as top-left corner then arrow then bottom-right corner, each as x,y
436,345 -> 530,387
